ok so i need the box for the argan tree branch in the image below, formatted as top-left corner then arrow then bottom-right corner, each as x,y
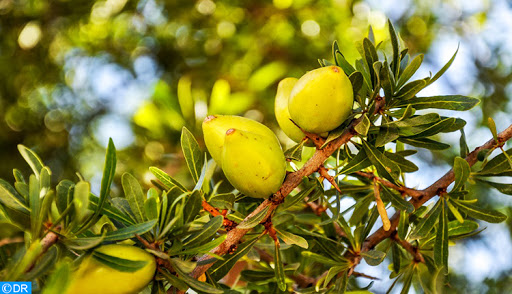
355,171 -> 424,198
349,123 -> 512,271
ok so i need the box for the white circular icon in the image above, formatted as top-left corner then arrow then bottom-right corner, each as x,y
1,284 -> 12,294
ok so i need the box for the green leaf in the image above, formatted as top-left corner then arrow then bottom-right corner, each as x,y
210,237 -> 260,280
177,235 -> 226,256
426,45 -> 458,86
183,215 -> 223,246
23,246 -> 58,281
396,54 -> 423,89
275,228 -> 309,249
453,157 -> 470,192
183,190 -> 202,224
159,269 -> 188,291
459,129 -> 469,158
89,195 -> 135,225
144,196 -> 158,220
323,266 -> 348,288
41,261 -> 71,294
410,200 -> 442,239
380,61 -> 394,102
400,265 -> 415,294
29,175 -> 41,238
394,79 -> 427,100
349,71 -> 364,96
67,219 -> 157,247
275,242 -> 287,291
338,149 -> 372,175
451,200 -> 507,223
361,250 -> 386,266
281,185 -> 316,210
209,193 -> 236,210
355,114 -> 370,136
149,166 -> 188,192
478,148 -> 512,176
361,140 -> 400,184
77,138 -> 116,234
446,199 -> 464,223
335,51 -> 356,76
384,151 -> 418,173
171,259 -> 224,294
388,19 -> 400,77
474,178 -> 512,195
122,173 -> 146,223
375,125 -> 399,147
73,182 -> 90,223
405,117 -> 456,139
92,251 -> 148,272
398,137 -> 450,150
0,179 -> 29,214
380,185 -> 414,213
394,95 -> 480,111
448,220 -> 479,236
238,206 -> 269,229
17,145 -> 44,179
301,251 -> 344,266
284,141 -> 304,162
181,127 -> 204,184
434,199 -> 448,270
391,242 -> 401,273
56,180 -> 74,216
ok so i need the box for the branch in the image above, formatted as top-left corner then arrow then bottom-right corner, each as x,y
189,98 -> 387,279
391,233 -> 424,263
350,123 -> 512,271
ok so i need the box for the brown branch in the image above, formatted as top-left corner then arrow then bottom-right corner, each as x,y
0,237 -> 24,248
391,233 -> 424,263
352,271 -> 380,280
319,166 -> 342,193
348,123 -> 512,272
189,98 -> 387,280
356,171 -> 424,199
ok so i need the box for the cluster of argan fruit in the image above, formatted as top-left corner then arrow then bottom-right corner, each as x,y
204,66 -> 354,198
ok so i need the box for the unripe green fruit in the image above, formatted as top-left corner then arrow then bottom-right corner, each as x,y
203,115 -> 279,165
274,77 -> 306,143
288,66 -> 354,134
66,244 -> 156,294
222,128 -> 286,198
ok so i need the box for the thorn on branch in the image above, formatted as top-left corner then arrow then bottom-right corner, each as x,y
318,165 -> 342,194
202,200 -> 238,229
289,118 -> 326,149
391,233 -> 425,264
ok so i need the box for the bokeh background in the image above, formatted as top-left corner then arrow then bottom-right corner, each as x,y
1,0 -> 511,292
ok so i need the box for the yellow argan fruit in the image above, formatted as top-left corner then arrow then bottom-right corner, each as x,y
274,78 -> 306,143
221,128 -> 286,198
288,66 -> 353,134
66,244 -> 156,294
203,115 -> 279,165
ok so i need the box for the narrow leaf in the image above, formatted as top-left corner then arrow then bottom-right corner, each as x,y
453,157 -> 470,192
122,173 -> 146,223
275,242 -> 287,291
92,251 -> 148,272
410,200 -> 442,239
361,250 -> 386,266
451,200 -> 507,223
149,166 -> 188,192
238,206 -> 269,229
394,95 -> 480,111
181,127 -> 204,184
275,228 -> 309,249
17,145 -> 44,179
434,199 -> 448,270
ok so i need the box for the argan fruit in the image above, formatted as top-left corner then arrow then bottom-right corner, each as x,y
221,128 -> 286,198
288,66 -> 353,134
274,77 -> 307,143
203,115 -> 279,165
66,244 -> 156,294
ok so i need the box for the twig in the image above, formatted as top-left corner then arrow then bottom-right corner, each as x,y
319,166 -> 342,193
0,237 -> 24,248
356,171 -> 424,199
391,233 -> 424,263
353,271 -> 380,280
202,200 -> 238,229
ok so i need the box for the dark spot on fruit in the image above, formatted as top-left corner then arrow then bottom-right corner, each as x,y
226,128 -> 236,135
204,115 -> 217,123
331,66 -> 340,73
